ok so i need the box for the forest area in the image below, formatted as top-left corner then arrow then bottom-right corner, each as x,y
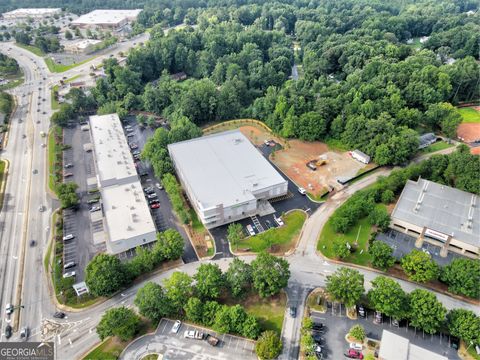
44,0 -> 479,175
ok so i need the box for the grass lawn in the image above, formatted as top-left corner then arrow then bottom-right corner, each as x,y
51,85 -> 59,110
0,160 -> 6,208
407,37 -> 422,49
226,292 -> 286,335
419,141 -> 453,154
317,209 -> 382,266
307,289 -> 326,312
45,56 -> 97,73
64,74 -> 82,83
467,345 -> 480,360
0,77 -> 24,90
83,320 -> 154,360
16,43 -> 45,56
189,208 -> 205,233
458,107 -> 480,123
141,355 -> 159,360
237,210 -> 306,253
48,126 -> 62,192
325,138 -> 349,152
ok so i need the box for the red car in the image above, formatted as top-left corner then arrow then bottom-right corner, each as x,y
150,203 -> 160,209
345,349 -> 363,359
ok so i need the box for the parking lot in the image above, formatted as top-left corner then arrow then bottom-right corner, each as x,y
377,229 -> 463,266
120,319 -> 256,360
209,141 -> 321,258
309,304 -> 460,359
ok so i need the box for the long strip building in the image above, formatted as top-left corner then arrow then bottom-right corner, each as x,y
89,114 -> 156,254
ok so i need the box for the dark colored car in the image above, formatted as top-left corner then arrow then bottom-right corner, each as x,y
53,312 -> 66,319
30,240 -> 36,247
312,322 -> 325,331
5,325 -> 12,339
289,307 -> 297,318
312,332 -> 325,343
451,337 -> 460,350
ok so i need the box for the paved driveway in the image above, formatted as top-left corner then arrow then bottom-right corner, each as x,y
120,319 -> 256,360
309,305 -> 460,360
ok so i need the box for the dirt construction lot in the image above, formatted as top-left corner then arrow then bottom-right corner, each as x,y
457,123 -> 480,142
271,140 -> 366,196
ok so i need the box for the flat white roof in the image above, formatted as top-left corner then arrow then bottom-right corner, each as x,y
102,180 -> 156,243
89,114 -> 136,185
72,9 -> 141,26
379,330 -> 447,360
168,130 -> 287,210
2,8 -> 61,17
65,39 -> 101,50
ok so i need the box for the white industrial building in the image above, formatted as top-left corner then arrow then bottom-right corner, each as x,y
391,178 -> 479,259
63,39 -> 101,54
89,114 -> 157,254
2,8 -> 61,20
351,149 -> 371,164
168,130 -> 288,229
71,9 -> 142,29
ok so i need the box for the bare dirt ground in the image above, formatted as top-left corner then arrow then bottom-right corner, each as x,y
239,125 -> 284,146
271,140 -> 366,196
457,123 -> 480,142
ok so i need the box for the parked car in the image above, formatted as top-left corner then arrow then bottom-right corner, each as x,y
63,234 -> 75,241
63,271 -> 76,279
345,349 -> 363,359
451,337 -> 460,350
246,224 -> 255,236
392,318 -> 399,327
5,325 -> 12,339
184,330 -> 204,340
150,203 -> 160,209
298,187 -> 307,195
265,219 -> 273,228
29,240 -> 36,247
171,320 -> 182,333
274,216 -> 284,226
38,205 -> 45,212
149,199 -> 160,205
87,198 -> 99,204
205,334 -> 219,346
350,343 -> 363,351
129,143 -> 138,149
155,183 -> 163,190
312,322 -> 325,331
64,172 -> 73,178
146,193 -> 158,199
264,139 -> 271,146
143,187 -> 154,194
357,305 -> 366,318
64,163 -> 74,168
53,312 -> 66,319
63,262 -> 76,270
89,206 -> 101,213
131,150 -> 140,155
374,311 -> 382,324
5,303 -> 13,315
312,332 -> 325,343
289,307 -> 297,318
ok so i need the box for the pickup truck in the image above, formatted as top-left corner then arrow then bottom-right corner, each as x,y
205,334 -> 219,346
184,330 -> 204,340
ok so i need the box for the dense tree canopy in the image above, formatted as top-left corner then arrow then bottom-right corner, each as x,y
85,254 -> 128,297
440,258 -> 480,299
251,252 -> 290,298
401,249 -> 439,283
326,267 -> 364,307
96,307 -> 140,341
367,276 -> 409,320
408,289 -> 446,334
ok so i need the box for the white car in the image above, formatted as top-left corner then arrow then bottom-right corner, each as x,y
274,217 -> 284,226
298,187 -> 307,195
349,343 -> 363,351
63,271 -> 76,279
5,303 -> 13,315
246,224 -> 255,236
171,320 -> 182,333
63,234 -> 75,241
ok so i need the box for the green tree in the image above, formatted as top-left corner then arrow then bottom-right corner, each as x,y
367,206 -> 390,231
349,325 -> 366,341
367,276 -> 409,320
255,330 -> 283,360
227,223 -> 244,250
136,114 -> 147,126
184,297 -> 204,324
96,307 -> 140,341
401,249 -> 438,283
440,258 -> 480,298
332,238 -> 351,259
134,282 -> 171,323
55,182 -> 79,209
381,190 -> 395,204
202,301 -> 221,327
193,263 -> 224,300
163,271 -> 193,312
153,229 -> 184,261
65,30 -> 73,40
213,305 -> 233,333
408,289 -> 446,334
242,315 -> 261,339
251,252 -> 290,298
446,309 -> 480,346
369,241 -> 395,270
326,267 -> 364,307
225,258 -> 252,298
85,254 -> 127,297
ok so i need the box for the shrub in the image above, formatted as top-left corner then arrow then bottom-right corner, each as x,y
349,325 -> 366,341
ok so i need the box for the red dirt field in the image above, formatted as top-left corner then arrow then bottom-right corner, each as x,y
239,125 -> 284,146
457,123 -> 480,142
271,139 -> 366,196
